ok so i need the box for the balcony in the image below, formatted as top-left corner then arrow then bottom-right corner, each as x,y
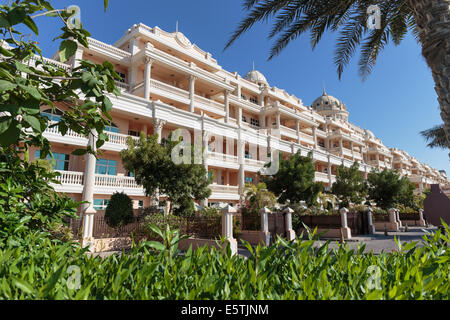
51,171 -> 145,196
44,122 -> 139,151
209,184 -> 240,201
279,125 -> 314,145
315,172 -> 330,183
206,152 -> 239,169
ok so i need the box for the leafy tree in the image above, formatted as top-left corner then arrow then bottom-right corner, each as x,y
243,182 -> 277,212
120,133 -> 212,216
104,192 -> 134,228
261,151 -> 323,206
332,162 -> 367,208
0,0 -> 116,245
225,0 -> 450,147
0,0 -> 118,157
367,169 -> 413,209
396,176 -> 416,208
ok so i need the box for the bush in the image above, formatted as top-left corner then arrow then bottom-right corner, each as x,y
104,192 -> 134,228
1,223 -> 449,299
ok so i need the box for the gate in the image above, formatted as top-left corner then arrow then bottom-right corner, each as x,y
268,212 -> 286,243
347,212 -> 369,235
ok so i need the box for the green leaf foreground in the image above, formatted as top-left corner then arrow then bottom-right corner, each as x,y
0,222 -> 449,300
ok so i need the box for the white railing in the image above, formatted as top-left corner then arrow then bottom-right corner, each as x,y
315,172 -> 329,181
106,131 -> 139,145
209,184 -> 239,194
207,152 -> 238,164
244,157 -> 267,167
94,174 -> 141,189
54,171 -> 84,185
195,94 -> 224,111
44,122 -> 86,140
150,79 -> 190,99
114,81 -> 129,91
87,37 -> 131,59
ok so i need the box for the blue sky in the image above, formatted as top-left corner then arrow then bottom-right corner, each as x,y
30,0 -> 449,175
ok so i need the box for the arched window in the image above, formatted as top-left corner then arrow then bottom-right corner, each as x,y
41,108 -> 63,122
105,122 -> 119,133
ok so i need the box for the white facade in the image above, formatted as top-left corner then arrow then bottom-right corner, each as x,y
30,23 -> 447,209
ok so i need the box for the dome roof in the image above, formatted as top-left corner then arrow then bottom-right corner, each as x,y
311,89 -> 346,112
244,69 -> 269,86
365,129 -> 375,139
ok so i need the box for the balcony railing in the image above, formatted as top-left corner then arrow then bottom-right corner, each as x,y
207,152 -> 238,164
54,171 -> 84,185
94,174 -> 141,189
209,184 -> 239,194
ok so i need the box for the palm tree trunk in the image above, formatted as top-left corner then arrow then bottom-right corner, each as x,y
409,0 -> 450,147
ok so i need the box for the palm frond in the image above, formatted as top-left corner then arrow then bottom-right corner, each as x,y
420,124 -> 449,149
224,0 -> 292,50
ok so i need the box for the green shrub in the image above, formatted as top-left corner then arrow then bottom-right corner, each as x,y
0,223 -> 449,300
104,192 -> 134,228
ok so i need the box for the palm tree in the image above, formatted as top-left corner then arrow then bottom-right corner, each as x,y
420,124 -> 449,149
225,0 -> 450,147
243,182 -> 277,210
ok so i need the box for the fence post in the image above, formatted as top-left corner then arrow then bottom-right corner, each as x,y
367,208 -> 376,234
339,207 -> 352,239
260,207 -> 271,246
418,209 -> 426,227
395,209 -> 403,228
221,205 -> 238,256
283,207 -> 296,241
81,206 -> 96,252
388,208 -> 400,232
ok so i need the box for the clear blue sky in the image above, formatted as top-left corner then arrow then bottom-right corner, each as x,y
30,0 -> 449,175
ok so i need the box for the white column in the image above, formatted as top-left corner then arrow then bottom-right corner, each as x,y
388,208 -> 400,231
237,106 -> 242,126
340,207 -> 352,239
237,130 -> 245,201
283,207 -> 296,241
296,120 -> 301,144
144,57 -> 153,101
80,130 -> 97,252
276,112 -> 281,128
224,90 -> 230,123
201,130 -> 209,207
221,205 -> 238,255
260,207 -> 271,246
351,141 -> 354,160
153,118 -> 166,144
313,126 -> 317,149
339,138 -> 343,157
418,209 -> 426,227
72,48 -> 84,69
189,75 -> 196,113
367,208 -> 375,234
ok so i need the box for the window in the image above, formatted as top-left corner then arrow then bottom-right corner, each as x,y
105,122 -> 119,133
96,159 -> 117,175
250,118 -> 260,127
245,150 -> 252,159
245,177 -> 254,183
249,97 -> 258,104
93,199 -> 110,210
35,150 -> 70,171
41,108 -> 63,122
241,94 -> 246,100
117,72 -> 126,83
128,130 -> 139,137
127,171 -> 134,177
137,200 -> 144,209
242,116 -> 247,123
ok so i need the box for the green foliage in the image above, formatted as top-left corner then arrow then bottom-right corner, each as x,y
0,0 -> 117,157
0,149 -> 79,248
120,133 -> 212,215
104,192 -> 134,228
243,182 -> 277,212
225,1 -> 418,81
367,169 -> 415,210
1,222 -> 449,299
261,151 -> 323,206
332,162 -> 367,208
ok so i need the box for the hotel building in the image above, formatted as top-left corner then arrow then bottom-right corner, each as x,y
26,23 -> 448,212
